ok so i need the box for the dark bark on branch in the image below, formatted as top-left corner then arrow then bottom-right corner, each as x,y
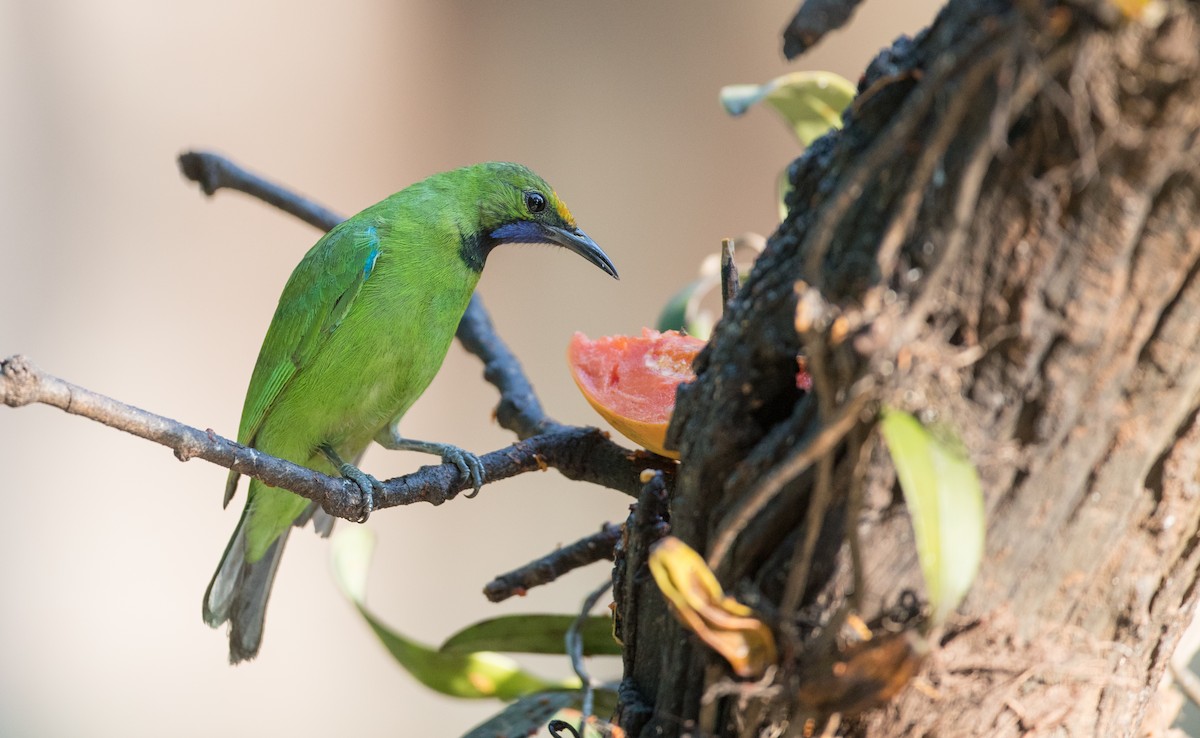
455,292 -> 565,439
0,355 -> 663,516
782,0 -> 865,59
178,151 -> 343,232
616,0 -> 1200,736
613,471 -> 672,737
484,522 -> 623,602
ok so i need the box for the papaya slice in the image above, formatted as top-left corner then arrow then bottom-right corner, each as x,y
568,329 -> 814,459
567,329 -> 705,459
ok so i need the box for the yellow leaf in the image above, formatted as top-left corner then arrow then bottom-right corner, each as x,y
648,537 -> 777,678
720,71 -> 856,147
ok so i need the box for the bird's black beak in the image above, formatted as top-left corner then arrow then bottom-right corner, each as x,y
540,224 -> 619,280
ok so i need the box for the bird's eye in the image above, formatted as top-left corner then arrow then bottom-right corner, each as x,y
524,191 -> 547,214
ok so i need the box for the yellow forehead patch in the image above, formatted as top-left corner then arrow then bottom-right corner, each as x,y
553,192 -> 576,226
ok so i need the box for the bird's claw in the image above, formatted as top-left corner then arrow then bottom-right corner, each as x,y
338,463 -> 383,523
444,447 -> 485,498
374,434 -> 484,499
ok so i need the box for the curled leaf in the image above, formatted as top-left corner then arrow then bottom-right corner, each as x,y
796,630 -> 928,717
331,528 -> 576,699
461,692 -> 575,738
440,614 -> 621,657
879,408 -> 985,625
720,71 -> 856,146
648,537 -> 776,678
656,278 -> 716,340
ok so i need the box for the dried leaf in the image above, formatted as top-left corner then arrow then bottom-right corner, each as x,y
796,631 -> 928,716
648,537 -> 777,678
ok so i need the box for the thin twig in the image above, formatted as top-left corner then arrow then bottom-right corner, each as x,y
454,293 -> 564,439
708,386 -> 872,570
178,151 -> 343,231
569,579 -> 615,726
780,440 -> 836,618
871,45 -> 1009,287
782,0 -> 865,60
0,355 -> 368,517
899,60 -> 1054,343
484,523 -> 623,602
844,428 -> 875,612
801,24 -> 1007,288
721,238 -> 739,307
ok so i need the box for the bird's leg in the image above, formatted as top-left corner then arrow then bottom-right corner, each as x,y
319,443 -> 381,523
374,425 -> 485,498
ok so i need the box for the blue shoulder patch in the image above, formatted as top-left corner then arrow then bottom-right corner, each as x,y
362,227 -> 381,278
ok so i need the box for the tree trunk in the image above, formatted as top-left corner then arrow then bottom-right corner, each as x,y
614,0 -> 1200,735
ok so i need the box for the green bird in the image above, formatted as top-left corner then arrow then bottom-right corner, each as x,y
203,162 -> 618,662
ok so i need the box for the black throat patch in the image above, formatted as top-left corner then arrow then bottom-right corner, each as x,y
458,228 -> 497,273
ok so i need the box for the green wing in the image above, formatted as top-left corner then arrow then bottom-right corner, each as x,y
223,219 -> 383,505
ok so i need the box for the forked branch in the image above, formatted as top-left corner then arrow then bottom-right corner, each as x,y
0,152 -> 675,524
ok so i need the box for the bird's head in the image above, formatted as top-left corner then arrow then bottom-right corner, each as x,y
459,162 -> 618,279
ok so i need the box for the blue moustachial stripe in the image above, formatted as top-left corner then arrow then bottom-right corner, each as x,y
204,162 -> 616,664
490,220 -> 544,244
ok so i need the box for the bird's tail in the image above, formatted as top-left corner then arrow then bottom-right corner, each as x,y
202,503 -> 289,664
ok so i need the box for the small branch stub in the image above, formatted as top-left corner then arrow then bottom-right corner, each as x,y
1,355 -> 39,407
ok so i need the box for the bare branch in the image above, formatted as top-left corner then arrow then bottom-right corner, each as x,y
1,152 -> 679,525
455,293 -> 562,439
0,354 -> 369,514
782,0 -> 865,60
1,355 -> 667,520
484,522 -> 623,602
177,151 -> 343,231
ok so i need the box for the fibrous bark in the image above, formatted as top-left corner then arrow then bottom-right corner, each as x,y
616,0 -> 1200,735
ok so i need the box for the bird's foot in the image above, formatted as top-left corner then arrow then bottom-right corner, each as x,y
320,444 -> 382,522
440,445 -> 485,498
339,464 -> 383,523
375,433 -> 485,498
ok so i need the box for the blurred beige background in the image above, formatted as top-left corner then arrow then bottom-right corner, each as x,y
0,2 -> 940,735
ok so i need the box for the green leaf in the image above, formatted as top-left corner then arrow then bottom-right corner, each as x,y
720,71 -> 856,147
441,614 -> 622,657
657,235 -> 767,336
459,690 -> 620,738
879,408 -> 985,626
656,277 -> 716,339
460,691 -> 624,738
777,169 -> 792,222
331,528 -> 578,699
460,691 -> 575,738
